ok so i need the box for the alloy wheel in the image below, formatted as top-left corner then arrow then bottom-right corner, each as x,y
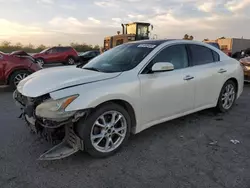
68,58 -> 75,65
221,83 -> 235,110
90,111 -> 127,153
14,73 -> 28,86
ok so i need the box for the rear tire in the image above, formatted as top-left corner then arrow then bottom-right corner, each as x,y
76,102 -> 131,158
216,80 -> 237,113
9,70 -> 31,89
66,57 -> 75,65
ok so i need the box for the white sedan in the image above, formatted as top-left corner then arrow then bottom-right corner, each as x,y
14,39 -> 244,160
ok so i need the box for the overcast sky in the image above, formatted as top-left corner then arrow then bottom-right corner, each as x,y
0,0 -> 249,46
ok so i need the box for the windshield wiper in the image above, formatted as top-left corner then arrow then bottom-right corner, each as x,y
83,67 -> 101,72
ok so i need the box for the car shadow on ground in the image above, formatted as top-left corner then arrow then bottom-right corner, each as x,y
1,81 -> 250,187
35,107 -> 224,166
2,81 -> 250,166
0,86 -> 13,92
35,85 -> 250,169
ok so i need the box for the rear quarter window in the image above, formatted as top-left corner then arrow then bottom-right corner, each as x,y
212,50 -> 220,62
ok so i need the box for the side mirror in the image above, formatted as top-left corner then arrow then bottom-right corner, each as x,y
151,62 -> 174,72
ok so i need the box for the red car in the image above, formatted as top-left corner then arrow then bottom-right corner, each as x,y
0,51 -> 41,89
32,46 -> 79,67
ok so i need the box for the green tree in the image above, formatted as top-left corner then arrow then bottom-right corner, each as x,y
37,44 -> 47,52
1,41 -> 11,47
0,41 -> 99,53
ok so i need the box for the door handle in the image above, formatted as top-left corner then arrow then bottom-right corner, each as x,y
218,69 -> 227,73
183,75 -> 194,81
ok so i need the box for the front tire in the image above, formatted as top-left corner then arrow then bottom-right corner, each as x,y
9,70 -> 31,89
216,80 -> 237,112
76,103 -> 131,158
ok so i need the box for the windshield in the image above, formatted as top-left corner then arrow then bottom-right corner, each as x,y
80,51 -> 91,56
40,48 -> 49,53
83,43 -> 156,73
137,25 -> 148,37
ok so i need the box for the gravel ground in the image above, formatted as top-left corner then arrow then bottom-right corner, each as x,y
0,84 -> 250,188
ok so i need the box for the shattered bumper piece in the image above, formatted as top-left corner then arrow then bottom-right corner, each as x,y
38,124 -> 84,160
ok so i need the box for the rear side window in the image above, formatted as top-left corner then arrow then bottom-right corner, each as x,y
189,44 -> 214,65
57,47 -> 68,52
65,47 -> 73,51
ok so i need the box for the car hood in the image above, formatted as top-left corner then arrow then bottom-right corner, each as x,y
10,50 -> 30,56
17,66 -> 121,97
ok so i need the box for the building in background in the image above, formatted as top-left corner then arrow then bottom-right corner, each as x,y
204,38 -> 250,58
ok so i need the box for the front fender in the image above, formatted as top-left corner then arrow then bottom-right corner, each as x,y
49,78 -> 141,114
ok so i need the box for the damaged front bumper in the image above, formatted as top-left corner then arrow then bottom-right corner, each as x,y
38,123 -> 84,160
13,90 -> 86,161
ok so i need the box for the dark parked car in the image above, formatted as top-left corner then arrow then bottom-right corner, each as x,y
78,50 -> 100,65
0,51 -> 41,89
32,46 -> 79,67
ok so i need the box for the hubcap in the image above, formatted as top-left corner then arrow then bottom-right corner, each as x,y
91,111 -> 127,153
221,84 -> 235,110
68,58 -> 75,65
14,73 -> 28,86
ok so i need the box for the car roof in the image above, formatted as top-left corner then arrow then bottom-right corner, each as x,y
134,39 -> 226,48
131,39 -> 176,45
53,46 -> 72,48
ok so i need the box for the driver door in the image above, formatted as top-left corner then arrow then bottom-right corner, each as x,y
45,48 -> 59,62
138,44 -> 195,126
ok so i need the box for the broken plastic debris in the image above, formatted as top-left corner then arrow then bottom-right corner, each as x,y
230,140 -> 240,144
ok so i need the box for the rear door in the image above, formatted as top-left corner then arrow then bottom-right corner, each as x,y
52,47 -> 64,62
187,44 -> 225,108
45,47 -> 61,62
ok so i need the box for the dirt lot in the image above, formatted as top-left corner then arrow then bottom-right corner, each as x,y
0,84 -> 250,188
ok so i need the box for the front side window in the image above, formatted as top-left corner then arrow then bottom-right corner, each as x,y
189,44 -> 214,65
57,47 -> 65,53
83,43 -> 157,73
145,44 -> 188,72
47,48 -> 57,54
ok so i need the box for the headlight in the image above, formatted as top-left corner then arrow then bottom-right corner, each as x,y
36,95 -> 78,120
